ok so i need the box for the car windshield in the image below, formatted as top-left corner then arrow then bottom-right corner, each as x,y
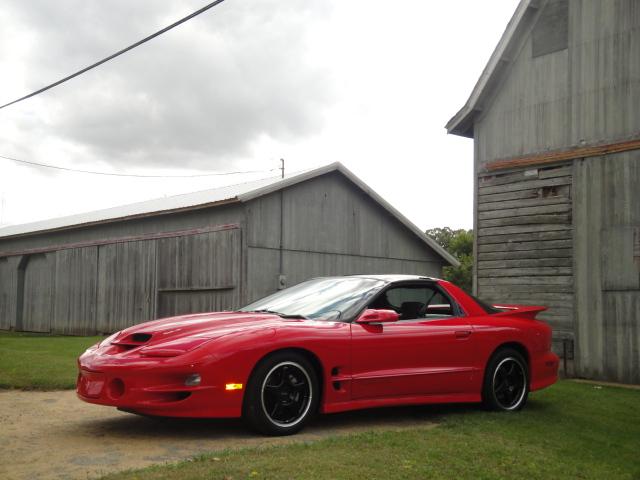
239,277 -> 386,321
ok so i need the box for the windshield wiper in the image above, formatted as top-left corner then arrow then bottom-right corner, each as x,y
244,309 -> 308,319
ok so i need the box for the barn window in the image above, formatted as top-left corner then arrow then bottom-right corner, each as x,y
532,0 -> 569,58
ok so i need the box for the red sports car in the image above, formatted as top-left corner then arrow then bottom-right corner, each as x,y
77,275 -> 559,435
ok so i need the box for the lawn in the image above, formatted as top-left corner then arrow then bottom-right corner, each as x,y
103,380 -> 640,480
0,331 -> 104,389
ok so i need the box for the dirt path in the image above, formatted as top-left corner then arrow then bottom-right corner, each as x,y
0,390 -> 438,480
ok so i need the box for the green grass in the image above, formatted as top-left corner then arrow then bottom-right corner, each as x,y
103,381 -> 640,480
0,331 -> 104,389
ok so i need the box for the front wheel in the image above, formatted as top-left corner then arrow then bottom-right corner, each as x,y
243,351 -> 319,435
482,348 -> 529,411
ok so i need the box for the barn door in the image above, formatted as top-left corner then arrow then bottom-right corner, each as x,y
156,227 -> 241,318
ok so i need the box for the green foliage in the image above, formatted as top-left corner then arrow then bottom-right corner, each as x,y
102,381 -> 640,480
0,331 -> 104,389
426,227 -> 473,292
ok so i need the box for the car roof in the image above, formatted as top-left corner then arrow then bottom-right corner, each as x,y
321,274 -> 442,283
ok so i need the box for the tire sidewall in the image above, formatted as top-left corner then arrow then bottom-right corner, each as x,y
243,351 -> 320,435
482,348 -> 529,411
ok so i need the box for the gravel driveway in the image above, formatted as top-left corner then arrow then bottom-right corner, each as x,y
0,390 -> 438,480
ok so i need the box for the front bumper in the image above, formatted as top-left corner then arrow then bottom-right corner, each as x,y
76,359 -> 243,418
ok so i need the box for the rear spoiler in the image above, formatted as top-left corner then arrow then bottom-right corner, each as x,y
490,304 -> 547,320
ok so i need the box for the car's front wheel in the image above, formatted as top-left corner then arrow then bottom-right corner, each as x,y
243,351 -> 319,435
482,348 -> 529,411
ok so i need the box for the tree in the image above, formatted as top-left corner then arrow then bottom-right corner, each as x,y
426,227 -> 473,293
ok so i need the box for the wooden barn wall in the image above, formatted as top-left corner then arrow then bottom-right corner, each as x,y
245,172 -> 445,302
476,164 -> 574,354
156,228 -> 241,318
0,257 -> 18,330
53,247 -> 98,335
96,240 -> 157,333
0,224 -> 242,335
475,0 -> 640,169
574,153 -> 640,384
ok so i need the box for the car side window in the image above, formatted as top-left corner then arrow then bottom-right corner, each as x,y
369,285 -> 455,321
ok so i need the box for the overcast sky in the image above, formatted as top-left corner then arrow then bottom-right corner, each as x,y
0,0 -> 519,232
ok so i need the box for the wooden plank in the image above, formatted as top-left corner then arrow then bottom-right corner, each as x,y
478,275 -> 573,286
478,189 -> 542,204
479,284 -> 573,294
0,257 -> 17,330
478,289 -> 573,301
486,137 -> 640,172
479,239 -> 573,253
479,224 -> 572,237
478,266 -> 572,277
478,203 -> 571,220
479,230 -> 571,245
481,214 -> 572,228
478,165 -> 572,187
478,257 -> 573,269
479,248 -> 573,261
478,195 -> 570,212
479,176 -> 572,195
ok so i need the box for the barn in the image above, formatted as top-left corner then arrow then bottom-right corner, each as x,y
0,162 -> 457,335
447,0 -> 640,383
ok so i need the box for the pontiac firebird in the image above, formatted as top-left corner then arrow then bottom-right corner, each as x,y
77,275 -> 559,435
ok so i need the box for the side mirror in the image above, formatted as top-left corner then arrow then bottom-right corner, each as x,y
356,309 -> 399,324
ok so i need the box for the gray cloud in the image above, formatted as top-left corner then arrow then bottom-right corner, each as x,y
2,0 -> 335,169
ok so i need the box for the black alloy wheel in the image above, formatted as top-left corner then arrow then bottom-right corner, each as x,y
243,351 -> 319,435
482,348 -> 529,411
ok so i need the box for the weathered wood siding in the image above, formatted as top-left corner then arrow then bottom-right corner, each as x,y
53,247 -> 98,335
476,164 -> 574,348
96,241 -> 157,333
0,257 -> 18,330
245,172 -> 445,302
574,153 -> 640,384
475,0 -> 640,169
156,228 -> 241,317
21,253 -> 56,333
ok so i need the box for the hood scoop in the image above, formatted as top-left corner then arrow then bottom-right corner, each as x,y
111,332 -> 153,351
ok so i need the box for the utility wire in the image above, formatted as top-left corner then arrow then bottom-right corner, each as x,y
0,154 -> 275,178
0,0 -> 228,111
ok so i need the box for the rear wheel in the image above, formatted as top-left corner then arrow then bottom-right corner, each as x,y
243,351 -> 319,435
482,348 -> 529,411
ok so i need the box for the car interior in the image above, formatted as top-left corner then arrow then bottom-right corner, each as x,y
368,285 -> 455,320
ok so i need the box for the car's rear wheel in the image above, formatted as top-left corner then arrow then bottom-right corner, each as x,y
482,348 -> 529,411
243,351 -> 319,435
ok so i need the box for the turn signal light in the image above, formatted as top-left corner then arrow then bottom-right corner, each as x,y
225,383 -> 243,391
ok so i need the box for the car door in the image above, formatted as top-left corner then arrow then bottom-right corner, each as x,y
350,282 -> 477,400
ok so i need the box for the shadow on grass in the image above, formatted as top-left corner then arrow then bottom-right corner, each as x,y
80,402 -> 489,442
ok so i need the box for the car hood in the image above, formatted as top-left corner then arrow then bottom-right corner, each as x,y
111,311 -> 296,346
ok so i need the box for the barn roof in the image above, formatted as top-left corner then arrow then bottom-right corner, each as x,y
445,0 -> 538,137
0,162 -> 459,267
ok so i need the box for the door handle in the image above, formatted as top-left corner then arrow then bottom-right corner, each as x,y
455,330 -> 472,339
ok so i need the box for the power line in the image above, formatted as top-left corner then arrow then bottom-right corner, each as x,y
0,0 -> 228,111
0,154 -> 275,178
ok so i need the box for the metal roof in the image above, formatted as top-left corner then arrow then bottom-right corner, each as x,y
445,0 -> 538,137
0,162 -> 459,267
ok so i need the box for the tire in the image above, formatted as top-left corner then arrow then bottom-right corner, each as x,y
242,351 -> 319,435
482,348 -> 529,411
